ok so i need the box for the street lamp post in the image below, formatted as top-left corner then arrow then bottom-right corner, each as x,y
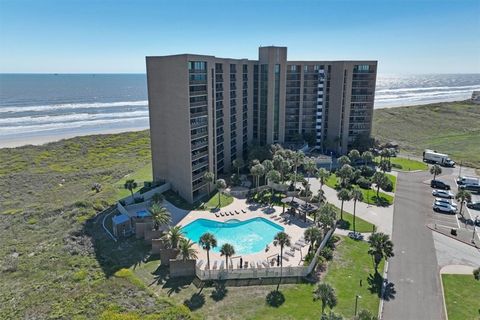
472,216 -> 478,244
354,294 -> 362,316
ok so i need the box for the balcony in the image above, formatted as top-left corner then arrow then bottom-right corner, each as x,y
191,119 -> 208,129
191,130 -> 208,140
192,169 -> 208,182
191,139 -> 208,151
192,150 -> 208,161
190,110 -> 208,118
192,160 -> 209,171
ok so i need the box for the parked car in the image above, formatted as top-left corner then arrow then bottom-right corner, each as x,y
432,189 -> 454,199
459,184 -> 480,193
435,198 -> 457,208
456,176 -> 480,185
433,201 -> 457,214
430,180 -> 450,190
467,201 -> 480,210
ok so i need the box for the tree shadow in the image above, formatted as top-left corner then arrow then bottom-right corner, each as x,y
183,292 -> 206,311
265,290 -> 285,307
210,281 -> 228,301
367,272 -> 396,301
337,219 -> 351,230
373,196 -> 391,207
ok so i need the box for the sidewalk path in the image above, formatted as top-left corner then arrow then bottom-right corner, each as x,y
307,178 -> 394,235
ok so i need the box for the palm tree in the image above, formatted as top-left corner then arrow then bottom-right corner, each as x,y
304,158 -> 317,184
316,168 -> 331,191
362,151 -> 374,166
279,159 -> 291,183
148,203 -> 171,230
203,172 -> 215,196
178,238 -> 198,261
379,160 -> 390,173
348,149 -> 361,165
430,164 -> 442,180
273,231 -> 291,273
151,192 -> 164,204
313,283 -> 338,314
250,163 -> 265,190
219,243 -> 235,269
291,151 -> 305,201
368,232 -> 394,273
337,155 -> 351,167
372,172 -> 387,198
163,225 -> 184,249
455,189 -> 472,218
215,179 -> 227,208
232,158 -> 244,176
124,179 -> 138,200
317,203 -> 337,232
266,170 -> 281,205
316,189 -> 326,212
337,164 -> 353,187
199,232 -> 217,269
351,188 -> 363,235
337,189 -> 351,221
304,227 -> 322,253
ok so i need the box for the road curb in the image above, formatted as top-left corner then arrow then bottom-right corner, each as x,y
439,272 -> 449,320
378,260 -> 389,319
427,224 -> 479,249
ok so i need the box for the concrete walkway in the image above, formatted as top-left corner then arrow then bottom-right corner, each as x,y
440,264 -> 476,275
307,178 -> 394,235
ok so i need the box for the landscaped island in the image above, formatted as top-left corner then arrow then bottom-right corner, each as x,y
373,100 -> 480,170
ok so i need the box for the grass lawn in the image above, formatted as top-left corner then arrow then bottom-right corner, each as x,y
326,174 -> 394,206
132,236 -> 383,319
375,156 -> 428,172
441,274 -> 480,320
323,236 -> 384,318
114,163 -> 153,199
204,191 -> 234,209
373,101 -> 480,169
335,208 -> 376,233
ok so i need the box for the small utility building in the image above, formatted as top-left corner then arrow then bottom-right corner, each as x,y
112,214 -> 132,237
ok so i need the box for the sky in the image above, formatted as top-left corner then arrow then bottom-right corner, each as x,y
0,0 -> 479,74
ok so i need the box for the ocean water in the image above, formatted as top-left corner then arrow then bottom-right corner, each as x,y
0,73 -> 479,147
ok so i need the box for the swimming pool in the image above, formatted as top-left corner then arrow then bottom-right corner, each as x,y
181,217 -> 284,255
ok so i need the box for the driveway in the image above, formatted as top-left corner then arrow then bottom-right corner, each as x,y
382,170 -> 445,320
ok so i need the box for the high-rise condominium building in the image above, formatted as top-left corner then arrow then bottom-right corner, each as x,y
146,46 -> 377,203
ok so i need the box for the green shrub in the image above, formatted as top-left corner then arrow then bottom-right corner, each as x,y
72,269 -> 88,282
474,267 -> 480,280
357,177 -> 372,189
382,179 -> 394,192
320,247 -> 333,261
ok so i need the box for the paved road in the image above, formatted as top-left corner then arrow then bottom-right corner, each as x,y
382,170 -> 445,320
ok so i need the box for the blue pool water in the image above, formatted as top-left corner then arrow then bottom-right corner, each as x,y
136,210 -> 151,218
181,217 -> 284,255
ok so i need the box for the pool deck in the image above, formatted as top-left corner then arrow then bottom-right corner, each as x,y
174,197 -> 312,269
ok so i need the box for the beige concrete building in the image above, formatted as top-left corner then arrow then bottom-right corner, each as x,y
146,46 -> 377,203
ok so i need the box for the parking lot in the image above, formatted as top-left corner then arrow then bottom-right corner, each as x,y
425,166 -> 480,234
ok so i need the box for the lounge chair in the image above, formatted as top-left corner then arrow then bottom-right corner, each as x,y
242,209 -> 247,213
220,212 -> 225,217
256,261 -> 262,268
285,250 -> 295,257
262,260 -> 269,268
215,213 -> 220,218
219,261 -> 225,270
293,244 -> 302,251
196,260 -> 204,268
282,255 -> 290,262
235,210 -> 240,214
212,261 -> 218,270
